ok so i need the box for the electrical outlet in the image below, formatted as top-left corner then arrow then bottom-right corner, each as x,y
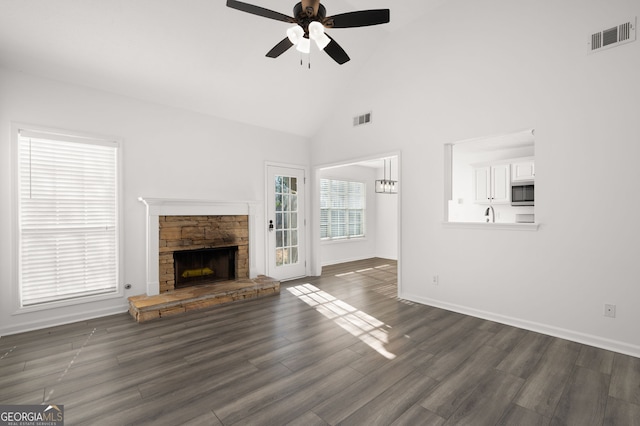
432,275 -> 439,286
604,304 -> 616,318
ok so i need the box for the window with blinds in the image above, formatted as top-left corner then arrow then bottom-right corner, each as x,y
320,178 -> 365,240
17,128 -> 120,307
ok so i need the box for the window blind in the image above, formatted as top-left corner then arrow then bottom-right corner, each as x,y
17,129 -> 119,306
320,178 -> 365,240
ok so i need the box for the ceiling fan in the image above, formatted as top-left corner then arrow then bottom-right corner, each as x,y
226,0 -> 390,65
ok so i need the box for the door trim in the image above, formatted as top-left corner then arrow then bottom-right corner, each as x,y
265,162 -> 310,280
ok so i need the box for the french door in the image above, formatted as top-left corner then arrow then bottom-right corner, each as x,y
266,165 -> 306,280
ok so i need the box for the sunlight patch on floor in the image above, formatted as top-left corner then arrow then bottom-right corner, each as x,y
287,283 -> 396,360
334,263 -> 392,278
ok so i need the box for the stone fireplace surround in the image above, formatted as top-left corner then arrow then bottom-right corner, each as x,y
159,215 -> 248,293
138,198 -> 261,296
129,198 -> 280,323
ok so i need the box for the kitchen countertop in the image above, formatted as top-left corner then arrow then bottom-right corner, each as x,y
442,222 -> 540,231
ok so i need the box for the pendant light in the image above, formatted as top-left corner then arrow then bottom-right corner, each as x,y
375,158 -> 398,194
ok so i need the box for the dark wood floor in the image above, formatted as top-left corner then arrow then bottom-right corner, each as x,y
1,258 -> 639,425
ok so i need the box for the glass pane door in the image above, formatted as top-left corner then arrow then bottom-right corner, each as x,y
267,165 -> 305,280
275,175 -> 299,266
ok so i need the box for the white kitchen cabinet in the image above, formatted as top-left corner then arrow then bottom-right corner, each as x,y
474,164 -> 510,204
474,167 -> 490,203
511,160 -> 535,181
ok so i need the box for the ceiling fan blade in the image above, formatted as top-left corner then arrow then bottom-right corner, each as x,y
326,9 -> 390,28
266,37 -> 294,58
226,0 -> 294,23
324,35 -> 350,65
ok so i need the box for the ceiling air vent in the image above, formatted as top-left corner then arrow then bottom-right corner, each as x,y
353,112 -> 372,127
588,17 -> 636,53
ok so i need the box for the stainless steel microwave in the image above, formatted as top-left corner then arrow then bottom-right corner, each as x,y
511,181 -> 534,206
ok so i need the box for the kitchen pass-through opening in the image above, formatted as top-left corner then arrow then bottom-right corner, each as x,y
445,128 -> 536,224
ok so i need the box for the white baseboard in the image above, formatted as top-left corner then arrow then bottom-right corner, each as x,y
402,292 -> 640,359
321,254 -> 377,267
0,305 -> 129,337
375,253 -> 398,261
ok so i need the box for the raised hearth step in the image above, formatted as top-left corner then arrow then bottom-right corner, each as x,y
128,275 -> 280,323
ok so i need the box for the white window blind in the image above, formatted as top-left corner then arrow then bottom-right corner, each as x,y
320,178 -> 365,240
17,129 -> 119,307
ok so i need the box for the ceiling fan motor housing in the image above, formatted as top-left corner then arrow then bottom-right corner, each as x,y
293,2 -> 328,34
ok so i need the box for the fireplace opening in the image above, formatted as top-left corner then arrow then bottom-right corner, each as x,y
173,246 -> 237,289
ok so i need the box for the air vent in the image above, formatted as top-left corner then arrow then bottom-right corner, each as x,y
353,112 -> 372,127
588,17 -> 636,53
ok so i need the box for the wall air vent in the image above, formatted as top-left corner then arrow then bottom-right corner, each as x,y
588,17 -> 636,53
353,112 -> 372,127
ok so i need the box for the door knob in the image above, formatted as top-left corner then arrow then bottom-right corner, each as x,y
268,220 -> 274,231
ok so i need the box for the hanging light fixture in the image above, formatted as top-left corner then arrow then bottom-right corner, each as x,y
375,158 -> 398,194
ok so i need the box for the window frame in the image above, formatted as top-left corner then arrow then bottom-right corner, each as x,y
320,177 -> 366,241
11,123 -> 124,313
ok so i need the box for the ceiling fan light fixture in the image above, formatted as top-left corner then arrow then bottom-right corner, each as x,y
295,36 -> 311,54
313,33 -> 331,50
308,21 -> 324,37
286,25 -> 304,44
309,21 -> 330,50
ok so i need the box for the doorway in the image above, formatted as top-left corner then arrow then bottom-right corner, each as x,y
314,154 -> 400,288
266,164 -> 307,281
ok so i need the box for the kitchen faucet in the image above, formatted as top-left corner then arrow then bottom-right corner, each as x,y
485,205 -> 495,223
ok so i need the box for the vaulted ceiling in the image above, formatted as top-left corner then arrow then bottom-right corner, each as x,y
0,0 -> 445,137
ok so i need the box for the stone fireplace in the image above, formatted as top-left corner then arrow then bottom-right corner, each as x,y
159,215 -> 248,292
138,198 -> 261,296
131,198 -> 279,323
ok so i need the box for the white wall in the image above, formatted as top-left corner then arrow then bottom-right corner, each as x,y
374,192 -> 398,260
0,68 -> 310,335
374,160 -> 399,260
311,0 -> 640,356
